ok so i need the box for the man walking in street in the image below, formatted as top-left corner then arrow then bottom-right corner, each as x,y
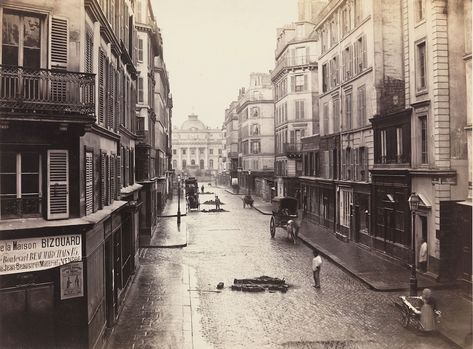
312,250 -> 322,288
419,239 -> 428,272
215,196 -> 221,211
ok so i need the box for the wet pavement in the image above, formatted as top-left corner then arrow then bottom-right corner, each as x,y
108,187 -> 459,349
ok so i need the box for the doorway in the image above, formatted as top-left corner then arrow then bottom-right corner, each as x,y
0,283 -> 55,347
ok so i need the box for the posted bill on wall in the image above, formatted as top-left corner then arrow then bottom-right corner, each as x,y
0,234 -> 82,275
60,261 -> 84,300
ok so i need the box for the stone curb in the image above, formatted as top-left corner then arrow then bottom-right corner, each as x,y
252,206 -> 272,216
158,213 -> 188,218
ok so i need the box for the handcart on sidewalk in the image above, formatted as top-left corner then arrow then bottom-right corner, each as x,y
394,296 -> 441,331
269,196 -> 298,243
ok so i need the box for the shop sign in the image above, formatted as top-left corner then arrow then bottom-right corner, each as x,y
0,234 -> 82,275
60,261 -> 84,300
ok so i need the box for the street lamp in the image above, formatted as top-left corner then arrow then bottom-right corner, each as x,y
248,170 -> 252,197
177,174 -> 182,225
408,192 -> 420,296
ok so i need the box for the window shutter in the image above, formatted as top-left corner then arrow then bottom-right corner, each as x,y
129,149 -> 134,184
107,155 -> 111,205
303,75 -> 308,91
291,76 -> 295,92
110,155 -> 115,202
50,17 -> 68,69
108,65 -> 114,130
125,148 -> 129,186
98,50 -> 105,125
362,35 -> 367,69
85,152 -> 93,215
47,150 -> 69,220
101,153 -> 106,208
116,155 -> 121,196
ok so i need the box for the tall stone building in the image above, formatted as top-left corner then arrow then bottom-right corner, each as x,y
0,0 -> 141,347
172,114 -> 223,178
391,0 -> 471,282
272,16 -> 320,199
135,0 -> 172,236
222,100 -> 240,186
237,73 -> 275,200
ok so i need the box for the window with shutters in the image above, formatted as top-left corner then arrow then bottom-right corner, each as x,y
85,151 -> 93,215
47,150 -> 69,219
295,100 -> 304,120
355,35 -> 367,74
138,77 -> 144,103
343,45 -> 352,80
323,103 -> 329,135
344,92 -> 352,130
129,149 -> 134,184
108,63 -> 115,130
322,63 -> 328,92
357,85 -> 366,127
0,151 -> 42,219
330,56 -> 339,87
110,154 -> 115,202
138,38 -> 143,61
50,17 -> 68,69
125,148 -> 130,186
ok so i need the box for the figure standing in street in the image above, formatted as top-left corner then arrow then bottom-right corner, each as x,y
215,196 -> 221,211
419,239 -> 428,272
201,185 -> 204,193
312,250 -> 322,288
420,288 -> 437,333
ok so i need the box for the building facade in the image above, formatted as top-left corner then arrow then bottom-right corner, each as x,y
237,73 -> 275,200
272,20 -> 319,200
0,0 -> 141,347
172,114 -> 223,179
221,100 -> 240,187
391,0 -> 471,281
135,0 -> 172,237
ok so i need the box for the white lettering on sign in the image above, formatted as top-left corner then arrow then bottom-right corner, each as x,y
0,234 -> 82,275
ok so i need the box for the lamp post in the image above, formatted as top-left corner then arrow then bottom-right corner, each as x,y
177,174 -> 181,224
408,192 -> 420,296
248,170 -> 252,197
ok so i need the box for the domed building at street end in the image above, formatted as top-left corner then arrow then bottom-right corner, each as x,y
172,114 -> 224,178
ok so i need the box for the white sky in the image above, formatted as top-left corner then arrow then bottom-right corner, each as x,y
151,0 -> 298,129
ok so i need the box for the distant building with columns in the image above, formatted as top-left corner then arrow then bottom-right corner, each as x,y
172,114 -> 224,177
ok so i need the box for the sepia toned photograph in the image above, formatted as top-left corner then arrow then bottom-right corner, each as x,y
0,0 -> 471,348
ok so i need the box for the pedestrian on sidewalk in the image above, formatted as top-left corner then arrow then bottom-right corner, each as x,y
420,288 -> 437,334
312,250 -> 322,288
419,239 -> 428,272
215,196 -> 221,211
201,185 -> 204,193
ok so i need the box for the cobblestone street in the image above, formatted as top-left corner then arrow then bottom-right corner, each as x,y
108,188 -> 455,349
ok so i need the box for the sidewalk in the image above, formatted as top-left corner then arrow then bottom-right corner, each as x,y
158,192 -> 187,217
297,219 -> 472,348
140,218 -> 187,248
250,195 -> 272,216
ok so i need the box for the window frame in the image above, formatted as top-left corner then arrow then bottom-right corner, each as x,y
415,39 -> 428,94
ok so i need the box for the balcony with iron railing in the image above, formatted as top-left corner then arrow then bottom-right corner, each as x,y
283,142 -> 303,158
272,55 -> 318,80
0,65 -> 95,122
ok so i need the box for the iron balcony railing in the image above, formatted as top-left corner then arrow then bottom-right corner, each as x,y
272,54 -> 318,79
0,65 -> 95,116
283,142 -> 303,154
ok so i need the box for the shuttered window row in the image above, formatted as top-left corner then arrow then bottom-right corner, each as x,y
85,151 -> 94,215
98,49 -> 119,131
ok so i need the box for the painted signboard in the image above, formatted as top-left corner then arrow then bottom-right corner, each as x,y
60,261 -> 84,300
0,234 -> 82,275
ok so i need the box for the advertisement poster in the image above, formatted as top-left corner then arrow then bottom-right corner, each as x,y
60,261 -> 84,300
0,234 -> 82,275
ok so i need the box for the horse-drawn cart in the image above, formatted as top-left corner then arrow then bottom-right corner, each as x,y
185,177 -> 200,211
269,196 -> 298,243
394,296 -> 441,331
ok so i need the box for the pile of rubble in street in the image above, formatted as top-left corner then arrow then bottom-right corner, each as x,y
201,208 -> 228,213
230,276 -> 289,293
202,200 -> 225,205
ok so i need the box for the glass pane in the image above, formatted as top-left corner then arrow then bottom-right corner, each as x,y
0,152 -> 17,173
21,152 -> 39,173
21,174 -> 39,194
23,16 -> 40,48
0,174 -> 17,195
2,13 -> 20,46
23,48 -> 40,69
2,45 -> 19,66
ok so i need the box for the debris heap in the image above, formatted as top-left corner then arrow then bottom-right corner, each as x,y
202,200 -> 225,205
231,276 -> 289,293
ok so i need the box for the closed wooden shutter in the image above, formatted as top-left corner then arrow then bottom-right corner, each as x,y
101,153 -> 106,208
303,74 -> 308,91
107,155 -> 111,205
125,148 -> 129,186
290,76 -> 295,92
85,151 -> 93,215
108,65 -> 114,130
47,150 -> 69,220
50,17 -> 68,69
116,155 -> 121,197
129,149 -> 134,184
98,50 -> 105,125
362,35 -> 367,70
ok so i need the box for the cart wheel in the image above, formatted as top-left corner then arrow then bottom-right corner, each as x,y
270,217 -> 275,238
400,311 -> 410,328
